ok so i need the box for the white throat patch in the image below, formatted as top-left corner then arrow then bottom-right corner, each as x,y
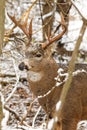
28,71 -> 43,82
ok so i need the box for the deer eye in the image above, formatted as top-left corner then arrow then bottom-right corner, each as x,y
35,53 -> 42,57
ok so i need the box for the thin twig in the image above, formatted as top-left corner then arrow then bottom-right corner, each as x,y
5,51 -> 20,103
4,105 -> 20,120
4,105 -> 31,128
39,0 -> 44,26
0,86 -> 10,128
20,98 -> 38,125
32,106 -> 42,127
0,73 -> 16,77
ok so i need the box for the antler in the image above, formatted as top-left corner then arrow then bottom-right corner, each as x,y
7,0 -> 37,40
42,12 -> 67,49
8,2 -> 66,49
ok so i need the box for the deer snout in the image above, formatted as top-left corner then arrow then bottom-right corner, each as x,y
18,62 -> 29,71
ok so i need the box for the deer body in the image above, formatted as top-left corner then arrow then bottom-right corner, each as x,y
29,59 -> 87,130
19,44 -> 87,130
58,68 -> 87,130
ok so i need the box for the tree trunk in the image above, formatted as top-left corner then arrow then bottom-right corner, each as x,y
0,98 -> 3,129
0,0 -> 5,128
42,0 -> 55,41
56,0 -> 72,31
0,0 -> 5,54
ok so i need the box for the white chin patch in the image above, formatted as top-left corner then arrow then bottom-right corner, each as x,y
28,71 -> 43,82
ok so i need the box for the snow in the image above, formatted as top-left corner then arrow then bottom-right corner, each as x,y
73,69 -> 87,76
42,6 -> 56,20
48,101 -> 61,130
48,118 -> 54,130
56,101 -> 61,112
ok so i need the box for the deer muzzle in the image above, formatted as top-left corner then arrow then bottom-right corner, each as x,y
18,59 -> 32,71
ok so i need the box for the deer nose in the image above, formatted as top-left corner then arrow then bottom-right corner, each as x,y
18,62 -> 29,71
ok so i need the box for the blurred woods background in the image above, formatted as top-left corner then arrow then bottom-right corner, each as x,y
0,0 -> 87,130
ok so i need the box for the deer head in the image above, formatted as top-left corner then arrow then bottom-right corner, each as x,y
8,9 -> 66,71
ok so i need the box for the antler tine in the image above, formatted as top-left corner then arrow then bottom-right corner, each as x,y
42,13 -> 67,49
8,14 -> 29,38
7,0 -> 38,40
27,18 -> 33,46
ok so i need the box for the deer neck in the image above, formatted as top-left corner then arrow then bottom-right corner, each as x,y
28,58 -> 58,96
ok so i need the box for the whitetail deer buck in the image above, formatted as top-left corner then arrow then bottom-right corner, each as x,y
8,11 -> 87,130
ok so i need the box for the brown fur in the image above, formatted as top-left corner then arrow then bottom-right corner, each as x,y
19,44 -> 87,130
